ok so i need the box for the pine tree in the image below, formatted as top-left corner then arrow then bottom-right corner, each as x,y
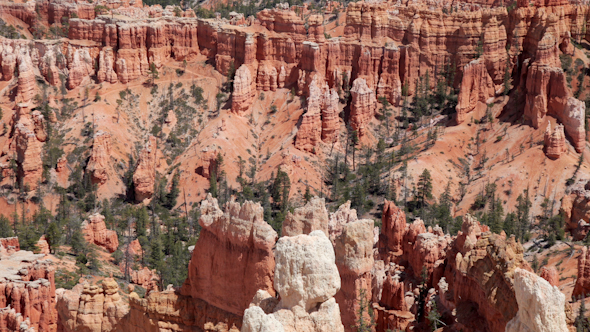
576,295 -> 590,332
304,185 -> 312,203
417,169 -> 433,208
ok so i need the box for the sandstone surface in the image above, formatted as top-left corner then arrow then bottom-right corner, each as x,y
83,213 -> 119,253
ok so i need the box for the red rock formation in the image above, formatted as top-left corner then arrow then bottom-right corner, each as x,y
36,235 -> 50,255
67,47 -> 94,89
282,196 -> 329,237
133,136 -> 161,202
86,131 -> 114,185
521,15 -> 586,152
295,112 -> 322,153
0,250 -> 56,332
456,58 -> 496,124
408,229 -> 450,284
540,266 -> 559,287
350,78 -> 376,138
231,65 -> 255,116
322,88 -> 340,143
196,149 -> 218,179
130,267 -> 159,290
443,220 -> 530,332
181,194 -> 277,318
379,200 -> 407,254
544,122 -> 567,159
574,246 -> 590,298
16,49 -> 38,103
83,213 -> 119,253
560,181 -> 590,241
97,47 -> 118,84
11,104 -> 44,191
333,216 -> 374,332
373,272 -> 414,332
0,237 -> 20,253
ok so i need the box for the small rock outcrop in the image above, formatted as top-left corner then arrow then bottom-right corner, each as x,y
242,230 -> 344,332
560,181 -> 590,241
83,213 -> 119,253
544,122 -> 567,159
506,268 -> 568,332
540,266 -> 559,287
86,131 -> 114,185
133,136 -> 161,202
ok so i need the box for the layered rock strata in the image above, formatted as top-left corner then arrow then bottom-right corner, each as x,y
560,180 -> 590,241
133,136 -> 160,202
86,131 -> 114,185
544,122 -> 567,159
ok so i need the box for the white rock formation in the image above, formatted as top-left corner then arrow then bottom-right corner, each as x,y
242,231 -> 345,332
505,268 -> 568,332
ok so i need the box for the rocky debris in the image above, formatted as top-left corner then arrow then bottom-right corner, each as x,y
560,181 -> 590,240
82,213 -> 119,253
349,78 -> 376,138
56,278 -> 128,332
456,58 -> 495,124
181,194 -> 277,318
86,131 -> 114,185
0,250 -> 56,332
232,65 -> 255,116
242,231 -> 344,332
540,266 -> 559,287
282,196 -> 329,237
133,136 -> 161,202
506,268 -> 568,332
544,122 -> 567,159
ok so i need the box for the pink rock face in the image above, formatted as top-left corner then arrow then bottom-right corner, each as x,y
322,88 -> 340,143
294,112 -> 322,153
86,131 -> 113,185
574,246 -> 590,298
408,230 -> 450,283
540,266 -> 559,287
133,136 -> 161,202
130,267 -> 160,290
544,122 -> 567,159
350,78 -> 376,138
379,200 -> 407,254
456,58 -> 496,124
231,65 -> 255,116
83,213 -> 119,253
0,250 -> 56,332
282,196 -> 329,237
181,194 -> 277,317
377,45 -> 402,107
